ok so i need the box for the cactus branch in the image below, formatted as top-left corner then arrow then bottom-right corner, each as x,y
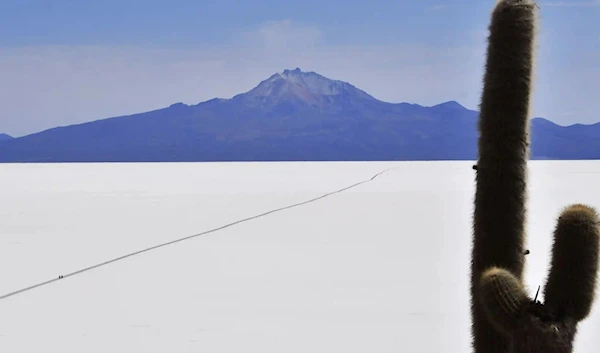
543,204 -> 600,322
479,267 -> 530,334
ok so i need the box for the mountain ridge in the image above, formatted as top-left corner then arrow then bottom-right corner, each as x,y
0,68 -> 598,162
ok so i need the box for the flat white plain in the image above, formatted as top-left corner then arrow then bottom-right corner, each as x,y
1,161 -> 600,353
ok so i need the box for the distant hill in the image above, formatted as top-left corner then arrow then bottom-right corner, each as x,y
0,133 -> 12,142
0,68 -> 598,162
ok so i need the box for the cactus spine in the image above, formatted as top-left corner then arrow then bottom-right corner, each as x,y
470,1 -> 600,353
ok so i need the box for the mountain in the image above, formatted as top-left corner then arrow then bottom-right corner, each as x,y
0,133 -> 12,142
0,68 -> 598,162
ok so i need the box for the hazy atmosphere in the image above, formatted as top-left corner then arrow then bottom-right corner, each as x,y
1,0 -> 599,137
2,1 -> 600,352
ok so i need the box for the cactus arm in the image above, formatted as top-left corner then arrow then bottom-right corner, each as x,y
479,267 -> 531,334
543,204 -> 600,322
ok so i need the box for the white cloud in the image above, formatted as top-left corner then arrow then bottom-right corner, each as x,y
0,19 -> 598,136
237,20 -> 322,51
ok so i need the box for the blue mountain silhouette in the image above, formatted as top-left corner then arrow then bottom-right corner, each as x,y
0,133 -> 12,142
0,68 -> 598,162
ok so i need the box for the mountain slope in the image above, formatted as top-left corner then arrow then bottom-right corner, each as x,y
0,133 -> 13,142
0,68 -> 598,162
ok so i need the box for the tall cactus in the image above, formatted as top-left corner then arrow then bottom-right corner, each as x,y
470,1 -> 600,353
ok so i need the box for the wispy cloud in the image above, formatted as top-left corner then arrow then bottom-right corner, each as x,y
237,19 -> 322,51
543,1 -> 600,7
426,4 -> 447,11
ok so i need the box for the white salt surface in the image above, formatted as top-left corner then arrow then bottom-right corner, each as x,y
0,161 -> 600,352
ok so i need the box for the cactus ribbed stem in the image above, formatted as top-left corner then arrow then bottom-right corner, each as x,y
470,1 -> 599,353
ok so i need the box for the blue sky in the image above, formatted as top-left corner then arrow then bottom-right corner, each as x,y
1,0 -> 599,136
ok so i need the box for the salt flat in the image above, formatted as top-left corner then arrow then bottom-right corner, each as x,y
1,161 -> 600,352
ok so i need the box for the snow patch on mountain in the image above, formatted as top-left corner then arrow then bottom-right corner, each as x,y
234,68 -> 376,105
